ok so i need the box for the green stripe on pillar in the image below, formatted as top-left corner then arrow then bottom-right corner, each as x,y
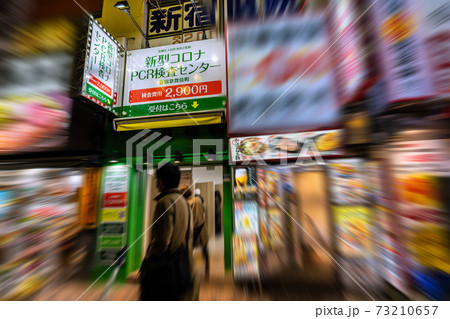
223,164 -> 233,272
126,168 -> 146,276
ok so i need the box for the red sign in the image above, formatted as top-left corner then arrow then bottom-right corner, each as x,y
103,193 -> 127,208
129,80 -> 222,104
89,75 -> 112,96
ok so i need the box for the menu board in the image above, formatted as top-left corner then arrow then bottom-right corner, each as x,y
230,129 -> 342,163
122,39 -> 226,118
98,165 -> 129,264
83,20 -> 120,109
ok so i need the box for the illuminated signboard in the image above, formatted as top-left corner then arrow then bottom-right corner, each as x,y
82,19 -> 123,114
122,39 -> 226,117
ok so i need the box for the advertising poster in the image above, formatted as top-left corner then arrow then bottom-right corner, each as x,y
79,168 -> 101,226
268,207 -> 283,247
230,129 -> 342,163
367,161 -> 409,296
233,235 -> 259,279
256,169 -> 267,208
227,14 -> 340,135
98,165 -> 129,264
413,0 -> 450,95
0,19 -> 75,155
84,21 -> 119,108
332,206 -> 373,256
390,137 -> 450,297
123,39 -> 226,117
233,167 -> 257,200
265,170 -> 280,206
234,201 -> 259,235
370,0 -> 435,103
328,159 -> 369,205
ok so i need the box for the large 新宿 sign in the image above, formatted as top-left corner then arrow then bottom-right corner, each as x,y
148,0 -> 216,36
122,39 -> 226,117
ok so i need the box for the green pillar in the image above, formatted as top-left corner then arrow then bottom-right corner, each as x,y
223,165 -> 233,272
126,168 -> 147,275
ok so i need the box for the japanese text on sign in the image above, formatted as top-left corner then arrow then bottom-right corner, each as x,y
85,21 -> 118,107
148,1 -> 216,35
124,39 -> 226,112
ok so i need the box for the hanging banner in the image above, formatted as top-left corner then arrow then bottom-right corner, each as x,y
227,15 -> 340,135
81,19 -> 122,111
327,0 -> 372,104
123,39 -> 226,117
370,0 -> 435,103
412,0 -> 450,95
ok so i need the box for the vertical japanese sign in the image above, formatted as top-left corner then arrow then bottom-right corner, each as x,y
122,39 -> 226,117
83,20 -> 119,109
98,165 -> 129,264
370,0 -> 435,103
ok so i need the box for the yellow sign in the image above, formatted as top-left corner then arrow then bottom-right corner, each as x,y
100,208 -> 127,222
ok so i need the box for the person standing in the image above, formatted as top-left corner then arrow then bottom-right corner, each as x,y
139,163 -> 193,300
214,190 -> 222,234
181,186 -> 209,279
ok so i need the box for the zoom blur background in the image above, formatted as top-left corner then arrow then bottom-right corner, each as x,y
0,0 -> 450,301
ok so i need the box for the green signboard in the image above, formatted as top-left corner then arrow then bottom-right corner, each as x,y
123,39 -> 226,117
